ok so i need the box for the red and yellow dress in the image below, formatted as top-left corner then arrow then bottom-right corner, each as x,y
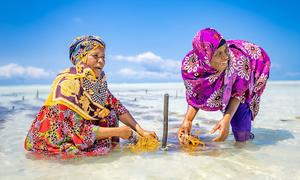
24,62 -> 128,157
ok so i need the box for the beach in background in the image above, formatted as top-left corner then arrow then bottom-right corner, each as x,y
0,81 -> 300,179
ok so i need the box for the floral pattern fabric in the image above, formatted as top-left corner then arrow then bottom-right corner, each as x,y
181,28 -> 271,119
24,90 -> 128,157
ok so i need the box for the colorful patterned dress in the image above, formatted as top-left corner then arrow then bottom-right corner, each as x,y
181,28 -> 271,141
25,89 -> 128,157
24,63 -> 128,157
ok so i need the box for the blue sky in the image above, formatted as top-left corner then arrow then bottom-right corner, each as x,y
0,0 -> 299,85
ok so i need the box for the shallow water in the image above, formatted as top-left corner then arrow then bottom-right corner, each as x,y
0,82 -> 300,179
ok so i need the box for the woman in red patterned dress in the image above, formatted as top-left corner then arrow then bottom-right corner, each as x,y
24,35 -> 157,157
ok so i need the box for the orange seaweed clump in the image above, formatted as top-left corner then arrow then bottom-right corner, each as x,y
180,135 -> 206,154
186,135 -> 205,147
128,135 -> 160,153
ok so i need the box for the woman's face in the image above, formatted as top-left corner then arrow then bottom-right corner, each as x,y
210,43 -> 230,72
85,46 -> 105,78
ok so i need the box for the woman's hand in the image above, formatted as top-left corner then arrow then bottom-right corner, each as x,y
178,105 -> 198,145
119,126 -> 133,140
119,112 -> 157,139
178,119 -> 192,145
210,97 -> 240,142
140,129 -> 158,140
210,115 -> 230,142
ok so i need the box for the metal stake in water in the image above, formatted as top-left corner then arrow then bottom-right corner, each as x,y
36,90 -> 39,99
161,93 -> 169,150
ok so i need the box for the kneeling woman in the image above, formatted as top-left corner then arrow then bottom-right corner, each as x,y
24,36 -> 157,156
179,28 -> 270,143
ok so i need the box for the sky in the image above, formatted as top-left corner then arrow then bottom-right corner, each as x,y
0,0 -> 299,85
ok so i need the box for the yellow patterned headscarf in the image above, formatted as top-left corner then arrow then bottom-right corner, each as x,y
45,36 -> 110,120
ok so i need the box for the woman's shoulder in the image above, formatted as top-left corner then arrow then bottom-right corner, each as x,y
227,39 -> 260,46
48,66 -> 82,96
53,64 -> 89,83
56,66 -> 77,76
228,40 -> 265,60
228,40 -> 264,53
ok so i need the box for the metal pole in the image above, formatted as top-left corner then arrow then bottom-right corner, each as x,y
161,93 -> 169,150
36,90 -> 39,99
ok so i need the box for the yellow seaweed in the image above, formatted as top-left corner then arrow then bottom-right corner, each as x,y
186,135 -> 205,147
129,135 -> 160,153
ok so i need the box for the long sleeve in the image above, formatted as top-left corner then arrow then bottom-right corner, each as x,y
106,90 -> 129,116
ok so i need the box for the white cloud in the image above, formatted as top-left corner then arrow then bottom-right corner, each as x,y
160,59 -> 181,70
119,68 -> 179,80
0,63 -> 50,79
119,68 -> 138,76
112,52 -> 181,79
114,51 -> 162,63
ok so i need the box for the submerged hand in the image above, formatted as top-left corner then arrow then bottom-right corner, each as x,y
178,120 -> 192,145
210,116 -> 230,142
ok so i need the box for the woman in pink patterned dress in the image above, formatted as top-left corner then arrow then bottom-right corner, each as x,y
178,28 -> 270,143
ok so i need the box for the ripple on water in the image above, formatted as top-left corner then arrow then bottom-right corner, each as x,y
0,83 -> 300,179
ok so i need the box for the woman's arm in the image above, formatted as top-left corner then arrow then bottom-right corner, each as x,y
96,126 -> 132,140
119,112 -> 157,138
184,105 -> 199,122
210,97 -> 240,142
178,105 -> 199,144
224,97 -> 241,121
106,89 -> 139,131
106,90 -> 157,139
119,112 -> 140,132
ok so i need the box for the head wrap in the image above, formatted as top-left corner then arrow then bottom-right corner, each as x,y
69,35 -> 105,65
189,27 -> 223,74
